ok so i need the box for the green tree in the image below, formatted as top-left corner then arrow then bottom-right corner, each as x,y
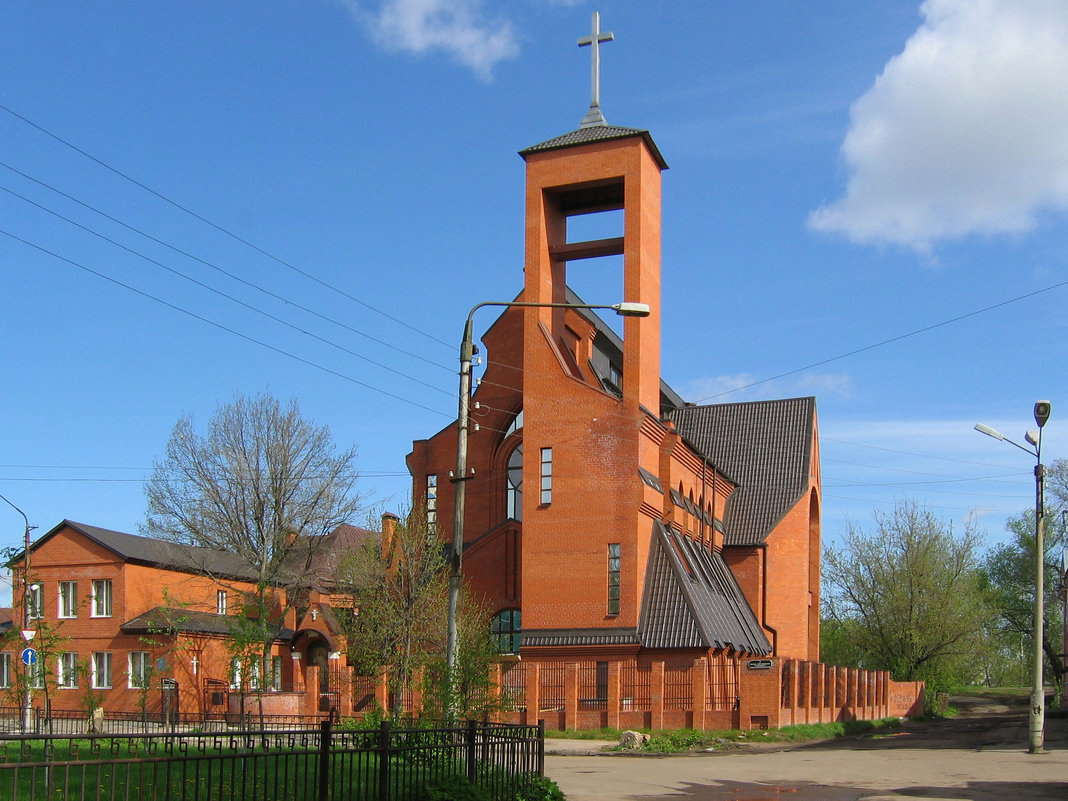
336,508 -> 449,718
822,499 -> 990,704
144,392 -> 362,718
980,510 -> 1065,702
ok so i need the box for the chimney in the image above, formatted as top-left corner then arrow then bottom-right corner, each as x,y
380,512 -> 399,561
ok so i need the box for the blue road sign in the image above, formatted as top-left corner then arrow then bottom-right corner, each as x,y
21,647 -> 37,667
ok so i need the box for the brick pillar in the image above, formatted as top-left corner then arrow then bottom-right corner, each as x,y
375,670 -> 389,714
305,665 -> 321,717
291,654 -> 305,694
525,663 -> 540,727
691,657 -> 707,730
339,667 -> 353,719
606,661 -> 622,730
816,663 -> 826,723
564,663 -> 579,730
650,661 -> 665,730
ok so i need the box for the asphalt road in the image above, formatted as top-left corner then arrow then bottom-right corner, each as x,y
545,696 -> 1068,800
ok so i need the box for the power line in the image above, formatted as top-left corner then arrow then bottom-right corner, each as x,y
0,101 -> 453,350
693,278 -> 1068,403
0,159 -> 453,374
0,227 -> 453,419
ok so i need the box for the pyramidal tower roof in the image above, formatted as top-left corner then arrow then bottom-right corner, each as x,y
519,11 -> 668,169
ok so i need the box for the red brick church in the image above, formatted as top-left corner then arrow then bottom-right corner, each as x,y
404,16 -> 863,731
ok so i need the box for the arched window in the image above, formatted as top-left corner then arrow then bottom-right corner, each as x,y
506,443 -> 523,520
491,608 -> 521,654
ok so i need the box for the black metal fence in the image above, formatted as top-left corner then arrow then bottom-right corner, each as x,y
0,718 -> 544,801
0,706 -> 330,736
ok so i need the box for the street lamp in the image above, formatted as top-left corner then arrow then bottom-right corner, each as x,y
0,492 -> 37,732
974,400 -> 1051,754
445,299 -> 651,716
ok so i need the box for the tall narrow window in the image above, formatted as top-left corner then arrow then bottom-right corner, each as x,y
0,653 -> 11,689
271,656 -> 283,691
58,581 -> 78,619
540,448 -> 553,505
491,609 -> 522,654
27,583 -> 43,620
506,443 -> 523,521
92,652 -> 113,689
426,474 -> 437,535
92,579 -> 113,618
129,651 -> 150,689
217,590 -> 227,615
607,544 -> 621,615
58,652 -> 79,688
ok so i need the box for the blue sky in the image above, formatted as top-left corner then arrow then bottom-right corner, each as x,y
2,1 -> 1067,601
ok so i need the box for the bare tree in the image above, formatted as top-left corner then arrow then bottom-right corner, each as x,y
144,392 -> 362,711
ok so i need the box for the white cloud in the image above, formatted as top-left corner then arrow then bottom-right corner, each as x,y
680,371 -> 853,405
343,0 -> 519,81
809,0 -> 1068,251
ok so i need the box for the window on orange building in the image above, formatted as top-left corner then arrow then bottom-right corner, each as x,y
58,581 -> 78,619
506,443 -> 523,521
27,583 -> 43,620
217,590 -> 227,615
0,653 -> 10,689
92,652 -> 112,689
426,474 -> 437,535
607,544 -> 621,615
58,652 -> 79,689
91,579 -> 112,618
491,609 -> 521,654
540,448 -> 552,505
128,651 -> 150,689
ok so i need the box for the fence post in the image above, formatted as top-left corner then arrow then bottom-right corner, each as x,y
537,719 -> 545,778
465,719 -> 478,782
318,717 -> 332,801
378,719 -> 391,801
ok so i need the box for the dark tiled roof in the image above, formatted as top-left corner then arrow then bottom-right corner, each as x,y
522,628 -> 640,648
638,523 -> 771,654
32,520 -> 263,581
666,398 -> 816,547
120,606 -> 295,640
520,124 -> 668,169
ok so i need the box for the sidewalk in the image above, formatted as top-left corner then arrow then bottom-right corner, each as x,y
544,700 -> 1068,800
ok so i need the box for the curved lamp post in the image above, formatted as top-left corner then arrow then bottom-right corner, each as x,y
0,492 -> 36,731
446,300 -> 650,717
975,400 -> 1051,753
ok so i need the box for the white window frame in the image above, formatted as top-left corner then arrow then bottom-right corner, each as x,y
58,580 -> 78,619
91,579 -> 113,618
28,657 -> 44,689
92,652 -> 113,689
0,653 -> 10,689
128,651 -> 150,689
58,652 -> 79,689
217,590 -> 227,615
540,447 -> 553,505
271,655 -> 282,691
27,583 -> 43,620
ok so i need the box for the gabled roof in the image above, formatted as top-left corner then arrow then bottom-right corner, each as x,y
519,123 -> 668,170
25,520 -> 260,582
121,606 -> 295,640
638,522 -> 771,654
666,398 -> 816,547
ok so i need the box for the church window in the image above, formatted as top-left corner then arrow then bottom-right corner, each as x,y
491,608 -> 521,654
540,447 -> 553,504
505,409 -> 524,437
607,543 -> 621,615
507,443 -> 523,520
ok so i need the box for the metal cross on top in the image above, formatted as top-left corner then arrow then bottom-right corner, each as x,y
578,11 -> 613,127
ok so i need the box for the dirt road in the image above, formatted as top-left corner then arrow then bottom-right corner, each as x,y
545,696 -> 1068,800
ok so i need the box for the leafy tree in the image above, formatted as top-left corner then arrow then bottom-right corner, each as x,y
336,508 -> 449,718
144,392 -> 362,717
822,499 -> 990,704
980,510 -> 1065,702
